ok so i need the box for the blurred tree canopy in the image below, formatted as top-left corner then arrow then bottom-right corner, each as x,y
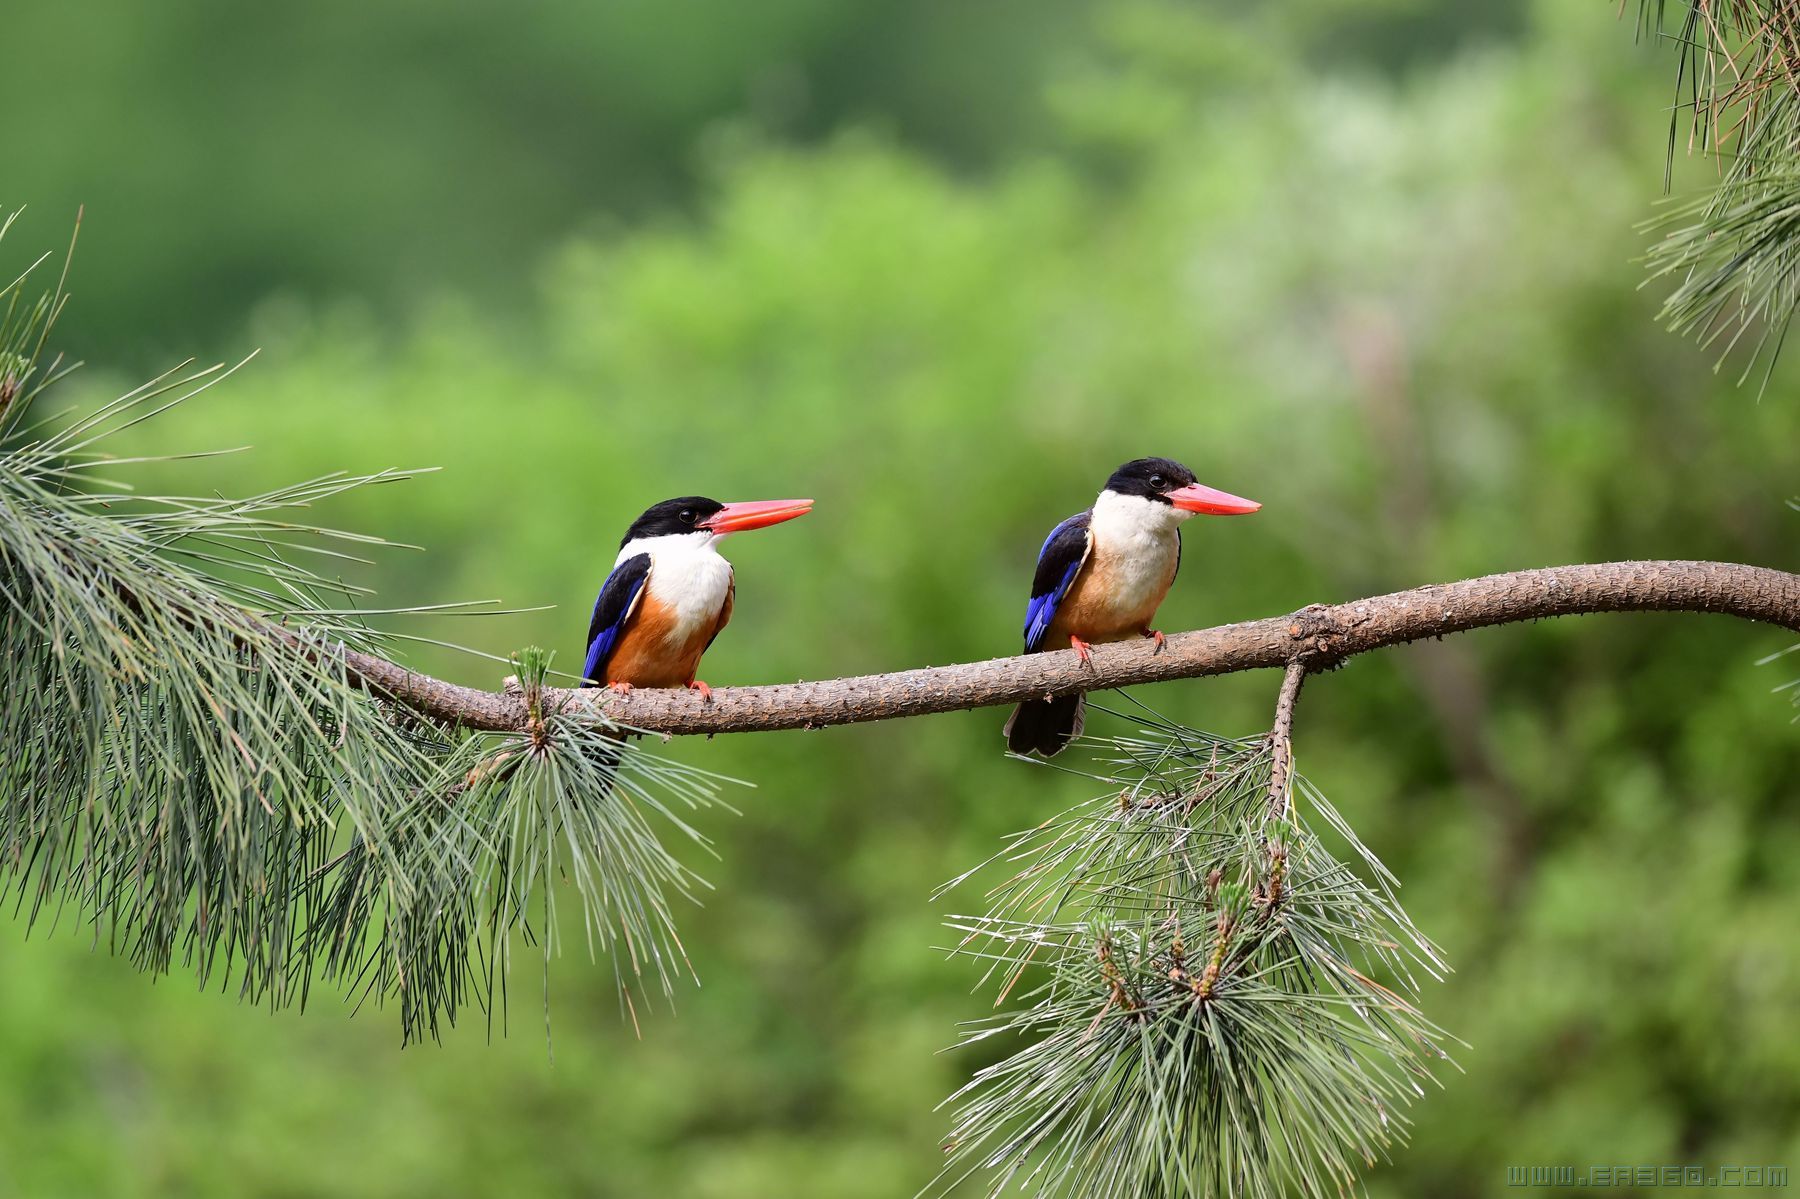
7,0 -> 1522,363
0,2 -> 1796,1197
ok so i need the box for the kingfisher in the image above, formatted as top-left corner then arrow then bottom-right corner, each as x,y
581,495 -> 813,697
1003,457 -> 1260,756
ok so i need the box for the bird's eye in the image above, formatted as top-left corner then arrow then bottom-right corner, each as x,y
1149,475 -> 1166,490
679,509 -> 696,524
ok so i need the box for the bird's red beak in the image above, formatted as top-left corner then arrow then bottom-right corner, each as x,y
1165,482 -> 1261,515
701,498 -> 815,534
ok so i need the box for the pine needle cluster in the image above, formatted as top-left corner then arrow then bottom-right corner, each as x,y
0,219 -> 735,1043
1639,1 -> 1800,383
934,706 -> 1453,1199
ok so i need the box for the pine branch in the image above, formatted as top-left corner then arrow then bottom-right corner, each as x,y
1265,660 -> 1306,820
1638,1 -> 1800,379
332,559 -> 1800,735
0,225 -> 737,1044
932,675 -> 1448,1199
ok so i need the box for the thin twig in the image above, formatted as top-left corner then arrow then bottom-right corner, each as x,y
1266,660 -> 1307,822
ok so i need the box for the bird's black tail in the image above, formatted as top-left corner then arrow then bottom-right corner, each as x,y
1004,693 -> 1086,757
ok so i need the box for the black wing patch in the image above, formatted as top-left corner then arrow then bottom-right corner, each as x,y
1022,511 -> 1092,653
581,553 -> 652,685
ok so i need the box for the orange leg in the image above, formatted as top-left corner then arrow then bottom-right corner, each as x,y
606,680 -> 634,696
1140,627 -> 1165,653
686,679 -> 713,703
1070,635 -> 1094,665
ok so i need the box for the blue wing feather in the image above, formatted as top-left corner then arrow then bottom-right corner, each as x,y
1022,566 -> 1080,650
582,553 -> 652,684
1021,512 -> 1092,652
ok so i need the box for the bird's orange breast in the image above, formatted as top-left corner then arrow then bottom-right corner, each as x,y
604,595 -> 717,688
1047,545 -> 1176,645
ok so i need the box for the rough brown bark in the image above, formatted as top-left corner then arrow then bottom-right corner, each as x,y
1266,661 -> 1307,820
339,560 -> 1800,737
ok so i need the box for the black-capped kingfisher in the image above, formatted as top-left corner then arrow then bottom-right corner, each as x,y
581,495 -> 813,697
1004,457 -> 1260,757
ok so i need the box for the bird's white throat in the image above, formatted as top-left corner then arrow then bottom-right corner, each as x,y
617,531 -> 734,644
1087,489 -> 1187,617
1091,489 -> 1191,540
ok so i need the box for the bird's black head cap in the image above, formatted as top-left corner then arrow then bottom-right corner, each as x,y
622,496 -> 724,546
1105,457 -> 1198,503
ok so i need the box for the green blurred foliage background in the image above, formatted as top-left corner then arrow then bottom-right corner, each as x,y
2,1 -> 1797,1195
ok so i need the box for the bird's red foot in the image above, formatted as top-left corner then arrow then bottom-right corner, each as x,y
606,681 -> 634,697
686,679 -> 713,703
1141,627 -> 1165,653
1070,635 -> 1094,665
